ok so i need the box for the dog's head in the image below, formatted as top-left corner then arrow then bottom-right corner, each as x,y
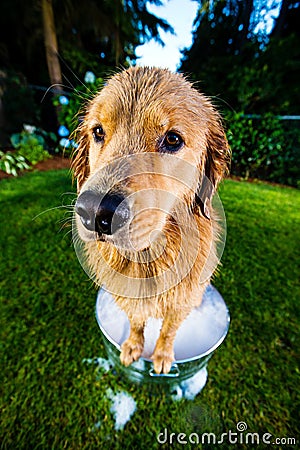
73,67 -> 230,252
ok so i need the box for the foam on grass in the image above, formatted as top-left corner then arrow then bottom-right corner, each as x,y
171,367 -> 208,401
107,389 -> 137,431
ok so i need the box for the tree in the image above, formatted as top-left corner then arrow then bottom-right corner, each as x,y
179,1 -> 257,107
179,0 -> 300,114
42,0 -> 63,93
0,0 -> 173,85
0,0 -> 173,136
55,0 -> 173,72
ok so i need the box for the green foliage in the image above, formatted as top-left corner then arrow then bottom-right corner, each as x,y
0,0 -> 172,91
55,0 -> 173,69
10,127 -> 56,165
225,113 -> 300,187
226,34 -> 300,114
1,126 -> 57,176
0,150 -> 30,176
15,137 -> 48,165
180,0 -> 260,111
0,171 -> 299,448
180,1 -> 300,115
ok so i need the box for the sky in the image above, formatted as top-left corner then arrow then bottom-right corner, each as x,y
135,0 -> 199,71
135,0 -> 282,71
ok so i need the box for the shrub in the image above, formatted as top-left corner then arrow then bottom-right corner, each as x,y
10,126 -> 55,165
0,150 -> 30,176
225,112 -> 300,187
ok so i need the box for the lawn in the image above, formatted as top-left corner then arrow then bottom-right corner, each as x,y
0,169 -> 299,449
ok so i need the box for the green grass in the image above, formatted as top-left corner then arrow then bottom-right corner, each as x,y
0,170 -> 299,449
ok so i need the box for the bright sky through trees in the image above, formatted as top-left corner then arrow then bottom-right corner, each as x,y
136,0 -> 282,71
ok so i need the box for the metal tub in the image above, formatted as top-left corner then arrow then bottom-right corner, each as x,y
95,284 -> 230,388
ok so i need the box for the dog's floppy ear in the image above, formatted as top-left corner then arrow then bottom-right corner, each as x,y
71,123 -> 90,192
196,117 -> 230,219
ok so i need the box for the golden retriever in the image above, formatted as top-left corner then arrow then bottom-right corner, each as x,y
72,66 -> 230,374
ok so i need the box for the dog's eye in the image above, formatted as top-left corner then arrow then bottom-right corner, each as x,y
92,126 -> 105,143
161,131 -> 184,152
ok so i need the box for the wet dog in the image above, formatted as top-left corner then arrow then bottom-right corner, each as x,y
73,66 -> 230,373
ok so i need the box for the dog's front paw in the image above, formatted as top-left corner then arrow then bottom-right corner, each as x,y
151,349 -> 174,374
120,338 -> 144,367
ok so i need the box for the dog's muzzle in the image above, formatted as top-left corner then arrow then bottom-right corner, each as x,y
75,190 -> 130,236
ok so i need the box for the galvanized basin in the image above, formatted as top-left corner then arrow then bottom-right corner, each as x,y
95,284 -> 230,386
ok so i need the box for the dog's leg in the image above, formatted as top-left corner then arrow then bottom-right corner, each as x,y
120,320 -> 145,367
151,313 -> 188,374
151,283 -> 207,374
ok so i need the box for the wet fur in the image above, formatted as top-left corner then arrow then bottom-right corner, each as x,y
72,67 -> 230,374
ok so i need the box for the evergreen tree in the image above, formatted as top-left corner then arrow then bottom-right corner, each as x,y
0,0 -> 173,85
179,0 -> 300,113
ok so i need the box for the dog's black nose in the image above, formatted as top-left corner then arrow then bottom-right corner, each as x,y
75,190 -> 129,235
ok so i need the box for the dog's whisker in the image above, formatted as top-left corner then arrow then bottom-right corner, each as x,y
42,54 -> 89,98
61,191 -> 77,198
40,83 -> 71,103
56,52 -> 96,95
32,205 -> 73,221
57,215 -> 72,227
61,228 -> 73,239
